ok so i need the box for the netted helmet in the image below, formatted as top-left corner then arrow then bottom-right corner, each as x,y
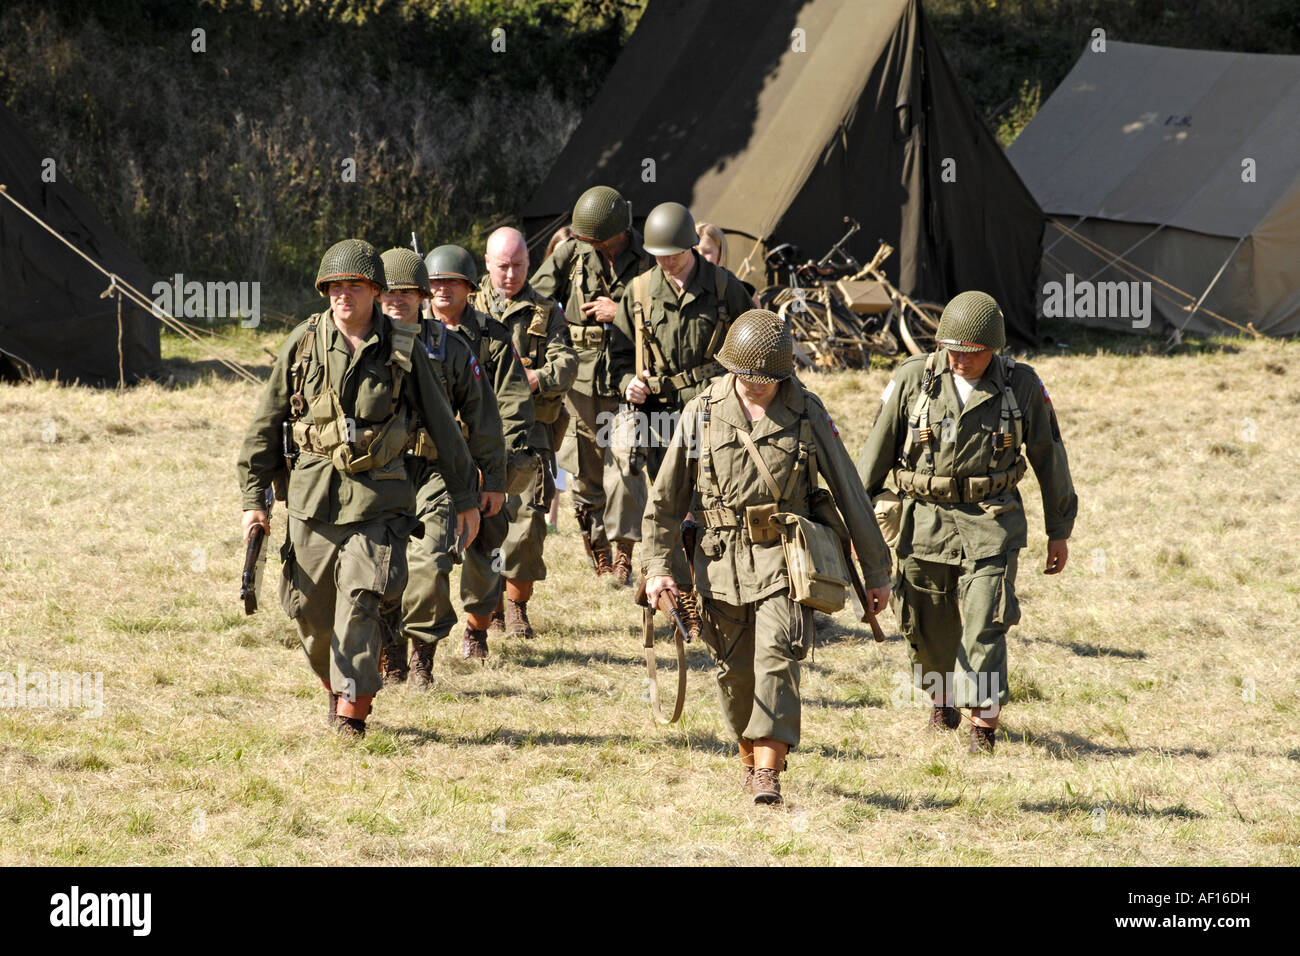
936,291 -> 1005,352
717,309 -> 794,383
380,248 -> 430,295
643,201 -> 698,256
315,239 -> 386,295
571,185 -> 631,243
424,244 -> 478,285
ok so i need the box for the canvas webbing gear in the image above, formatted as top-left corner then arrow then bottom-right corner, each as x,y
894,456 -> 1028,503
632,265 -> 731,399
635,576 -> 688,725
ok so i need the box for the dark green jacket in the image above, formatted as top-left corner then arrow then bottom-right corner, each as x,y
444,304 -> 535,459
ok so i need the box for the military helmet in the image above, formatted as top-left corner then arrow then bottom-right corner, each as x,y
936,291 -> 1005,353
380,248 -> 430,295
717,309 -> 794,384
571,185 -> 631,243
424,244 -> 478,285
315,239 -> 386,295
643,201 -> 698,256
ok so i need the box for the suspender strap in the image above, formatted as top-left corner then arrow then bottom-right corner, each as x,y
289,313 -> 321,419
387,316 -> 418,417
632,271 -> 670,374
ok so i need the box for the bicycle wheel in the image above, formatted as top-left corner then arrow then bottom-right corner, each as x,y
897,300 -> 943,356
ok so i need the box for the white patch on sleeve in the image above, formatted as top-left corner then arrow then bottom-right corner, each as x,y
881,380 -> 897,404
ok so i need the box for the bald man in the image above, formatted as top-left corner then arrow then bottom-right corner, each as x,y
473,228 -> 578,639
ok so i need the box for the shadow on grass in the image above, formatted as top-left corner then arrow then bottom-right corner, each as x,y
1020,797 -> 1204,820
1021,634 -> 1147,660
155,355 -> 273,386
386,724 -> 734,755
505,644 -> 717,673
811,617 -> 903,649
1006,728 -> 1212,760
824,784 -> 960,812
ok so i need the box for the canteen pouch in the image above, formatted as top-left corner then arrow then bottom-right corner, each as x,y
745,502 -> 780,543
873,489 -> 903,548
772,513 -> 851,614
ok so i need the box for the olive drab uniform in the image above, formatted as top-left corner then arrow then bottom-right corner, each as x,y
397,316 -> 506,649
608,251 -> 756,482
644,374 -> 892,748
855,351 -> 1077,708
530,231 -> 654,552
237,304 -> 477,698
444,304 -> 535,617
474,280 -> 578,582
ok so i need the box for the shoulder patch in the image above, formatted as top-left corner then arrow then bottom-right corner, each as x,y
1041,381 -> 1051,404
826,412 -> 840,439
470,356 -> 482,379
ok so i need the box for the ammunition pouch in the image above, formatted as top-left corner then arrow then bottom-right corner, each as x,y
892,457 -> 1027,504
872,489 -> 903,549
744,502 -> 780,544
409,427 -> 439,461
292,405 -> 413,475
771,512 -> 851,614
570,325 -> 608,349
642,361 -> 725,404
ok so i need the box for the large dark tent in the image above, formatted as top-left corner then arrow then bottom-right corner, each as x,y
523,0 -> 1044,344
0,102 -> 159,384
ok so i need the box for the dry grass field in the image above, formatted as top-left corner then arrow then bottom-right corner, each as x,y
2,322 -> 1297,866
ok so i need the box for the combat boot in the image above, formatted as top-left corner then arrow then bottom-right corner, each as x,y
408,639 -> 436,690
741,764 -> 756,795
592,546 -> 614,581
752,768 -> 783,805
380,640 -> 408,688
335,716 -> 366,739
487,599 -> 506,635
969,724 -> 996,754
326,691 -> 340,728
611,542 -> 635,588
929,705 -> 961,732
504,599 -> 534,639
677,590 -> 703,643
462,625 -> 489,661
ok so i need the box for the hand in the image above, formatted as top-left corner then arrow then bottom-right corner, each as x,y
242,509 -> 269,544
1044,538 -> 1069,575
480,490 -> 505,517
524,367 -> 540,392
625,373 -> 650,404
864,585 -> 891,616
580,296 -> 618,323
645,574 -> 678,609
456,508 -> 481,550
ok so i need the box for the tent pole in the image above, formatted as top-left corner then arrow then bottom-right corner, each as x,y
1168,236 -> 1249,346
1043,216 -> 1086,255
1084,223 -> 1165,283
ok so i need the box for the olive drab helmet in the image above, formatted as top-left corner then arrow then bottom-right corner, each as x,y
936,290 -> 1006,352
315,239 -> 386,295
571,185 -> 631,243
717,309 -> 794,384
424,244 -> 478,285
380,248 -> 430,295
643,201 -> 699,256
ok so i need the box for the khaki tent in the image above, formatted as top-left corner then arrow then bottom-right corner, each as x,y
523,0 -> 1044,344
0,102 -> 159,383
1008,41 -> 1300,337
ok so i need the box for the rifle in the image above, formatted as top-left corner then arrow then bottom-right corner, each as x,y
634,575 -> 690,724
240,486 -> 275,615
410,231 -> 421,256
573,503 -> 597,570
810,488 -> 886,643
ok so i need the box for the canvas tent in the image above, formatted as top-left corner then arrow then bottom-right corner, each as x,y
523,0 -> 1044,344
0,102 -> 159,383
1008,41 -> 1300,337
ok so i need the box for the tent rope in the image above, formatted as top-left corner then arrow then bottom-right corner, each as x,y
0,183 -> 261,384
737,235 -> 765,281
100,275 -> 125,389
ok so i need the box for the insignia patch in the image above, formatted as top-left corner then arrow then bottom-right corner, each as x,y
827,413 -> 839,438
470,357 -> 482,379
1040,379 -> 1051,403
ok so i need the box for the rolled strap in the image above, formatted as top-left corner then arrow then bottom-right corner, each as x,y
644,605 -> 686,725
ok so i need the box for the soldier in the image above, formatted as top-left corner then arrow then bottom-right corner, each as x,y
531,185 -> 654,585
643,309 -> 893,804
424,244 -> 535,661
237,239 -> 478,738
376,247 -> 506,688
855,291 -> 1077,753
474,227 -> 578,639
608,201 -> 753,629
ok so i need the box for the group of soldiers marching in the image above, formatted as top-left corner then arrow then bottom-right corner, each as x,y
237,183 -> 1077,806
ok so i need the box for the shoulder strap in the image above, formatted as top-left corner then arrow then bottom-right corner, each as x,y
703,263 -> 732,360
386,315 -> 419,416
698,392 -> 718,499
901,352 -> 938,468
631,271 -> 668,374
527,300 -> 550,367
289,313 -> 322,419
997,355 -> 1024,462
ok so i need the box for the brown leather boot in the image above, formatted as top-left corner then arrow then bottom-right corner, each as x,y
326,691 -> 340,728
336,715 -> 367,739
752,768 -> 782,805
677,590 -> 703,643
504,599 -> 534,639
380,639 -> 408,688
335,694 -> 372,739
487,599 -> 506,635
929,705 -> 961,731
611,542 -> 634,587
462,625 -> 489,661
592,546 -> 614,581
408,639 -> 436,689
969,723 -> 996,754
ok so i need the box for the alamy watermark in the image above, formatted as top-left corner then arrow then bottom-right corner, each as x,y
1041,273 -> 1151,329
0,666 -> 103,717
891,665 -> 1001,715
152,273 -> 260,328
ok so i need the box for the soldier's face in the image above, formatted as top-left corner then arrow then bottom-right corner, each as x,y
381,288 -> 423,324
429,278 -> 471,314
735,377 -> 779,404
946,347 -> 994,379
656,249 -> 695,281
327,280 -> 377,323
486,248 -> 529,299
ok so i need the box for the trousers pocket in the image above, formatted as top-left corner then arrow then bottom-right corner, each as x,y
992,552 -> 1021,626
278,538 -> 305,620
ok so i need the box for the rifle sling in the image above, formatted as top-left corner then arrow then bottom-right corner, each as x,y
643,606 -> 686,725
